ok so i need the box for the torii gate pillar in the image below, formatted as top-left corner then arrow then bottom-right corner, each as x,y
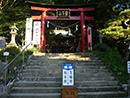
41,11 -> 46,51
80,11 -> 86,52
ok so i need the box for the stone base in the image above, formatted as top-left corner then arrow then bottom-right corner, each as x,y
0,85 -> 8,97
7,42 -> 18,48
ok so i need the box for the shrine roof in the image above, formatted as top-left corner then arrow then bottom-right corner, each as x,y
26,1 -> 95,8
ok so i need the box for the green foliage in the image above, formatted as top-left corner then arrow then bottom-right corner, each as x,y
0,46 -> 44,82
93,43 -> 109,52
100,9 -> 130,39
28,47 -> 44,53
5,46 -> 20,56
94,43 -> 128,83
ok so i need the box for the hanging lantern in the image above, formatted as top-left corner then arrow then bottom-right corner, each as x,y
47,21 -> 50,28
55,27 -> 57,35
76,25 -> 78,31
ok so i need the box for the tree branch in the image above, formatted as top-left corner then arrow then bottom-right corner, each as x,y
0,0 -> 9,11
124,18 -> 130,29
10,0 -> 17,7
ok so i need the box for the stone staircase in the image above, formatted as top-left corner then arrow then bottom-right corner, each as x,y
8,53 -> 127,98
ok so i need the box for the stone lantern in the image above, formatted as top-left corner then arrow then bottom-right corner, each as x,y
8,23 -> 18,47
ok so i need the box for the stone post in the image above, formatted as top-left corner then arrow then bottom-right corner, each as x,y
99,33 -> 102,43
8,23 -> 18,48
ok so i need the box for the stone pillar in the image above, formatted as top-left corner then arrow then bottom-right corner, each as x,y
9,32 -> 17,46
99,33 -> 102,43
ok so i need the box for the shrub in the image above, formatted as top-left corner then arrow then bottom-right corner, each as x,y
95,46 -> 128,84
93,43 -> 109,52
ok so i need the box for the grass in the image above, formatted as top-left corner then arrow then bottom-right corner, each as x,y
90,43 -> 129,84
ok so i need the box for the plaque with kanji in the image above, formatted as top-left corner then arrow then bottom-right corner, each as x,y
62,63 -> 74,86
56,9 -> 70,18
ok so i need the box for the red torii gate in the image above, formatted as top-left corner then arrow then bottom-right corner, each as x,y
26,1 -> 95,52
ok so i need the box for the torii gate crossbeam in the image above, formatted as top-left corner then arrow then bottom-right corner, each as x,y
26,1 -> 95,52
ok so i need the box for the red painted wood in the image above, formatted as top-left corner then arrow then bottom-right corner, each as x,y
46,16 -> 80,20
85,16 -> 94,20
41,11 -> 46,51
32,15 -> 41,20
31,6 -> 95,12
32,15 -> 94,20
80,11 -> 86,52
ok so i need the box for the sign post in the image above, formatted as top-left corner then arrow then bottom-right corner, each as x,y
0,39 -> 6,49
127,61 -> 130,97
62,63 -> 77,98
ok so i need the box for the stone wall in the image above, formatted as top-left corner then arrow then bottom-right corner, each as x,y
0,60 -> 5,76
0,60 -> 6,85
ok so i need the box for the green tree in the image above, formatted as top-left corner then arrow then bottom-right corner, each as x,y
0,0 -> 30,43
100,9 -> 130,63
0,0 -> 17,11
0,0 -> 54,44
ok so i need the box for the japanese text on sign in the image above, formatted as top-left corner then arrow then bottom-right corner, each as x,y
62,63 -> 74,86
33,21 -> 41,45
56,9 -> 70,18
127,61 -> 130,73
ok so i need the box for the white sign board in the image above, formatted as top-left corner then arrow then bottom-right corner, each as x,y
127,61 -> 130,73
0,39 -> 6,49
3,52 -> 9,56
33,21 -> 41,45
25,18 -> 33,48
62,63 -> 74,86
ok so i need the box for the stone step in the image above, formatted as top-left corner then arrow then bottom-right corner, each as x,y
24,64 -> 107,69
19,73 -> 113,79
26,63 -> 105,67
78,91 -> 126,98
22,68 -> 109,72
8,91 -> 126,98
21,68 -> 110,73
24,66 -> 41,69
11,87 -> 61,93
31,53 -> 97,59
19,71 -> 113,76
78,86 -> 122,92
29,56 -> 99,61
8,93 -> 61,98
27,60 -> 104,65
9,53 -> 127,98
17,77 -> 115,81
19,71 -> 112,77
17,77 -> 61,82
11,86 -> 122,94
13,81 -> 119,87
17,75 -> 115,82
